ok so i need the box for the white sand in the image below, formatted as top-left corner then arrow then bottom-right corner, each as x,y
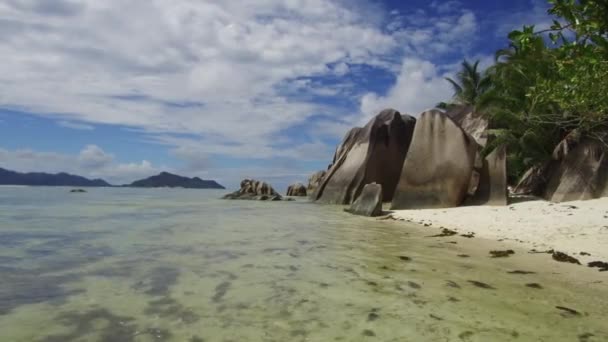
389,197 -> 608,264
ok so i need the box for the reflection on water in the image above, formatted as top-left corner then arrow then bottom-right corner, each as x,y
0,187 -> 606,341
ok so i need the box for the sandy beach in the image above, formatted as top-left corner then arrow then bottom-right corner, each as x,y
388,197 -> 608,265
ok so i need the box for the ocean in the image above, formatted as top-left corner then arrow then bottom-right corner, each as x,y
0,187 -> 606,341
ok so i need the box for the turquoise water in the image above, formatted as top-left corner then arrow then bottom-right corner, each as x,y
0,187 -> 606,341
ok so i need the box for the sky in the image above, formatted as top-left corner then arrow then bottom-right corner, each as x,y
0,0 -> 554,189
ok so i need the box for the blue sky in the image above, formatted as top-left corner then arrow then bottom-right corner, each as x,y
0,0 -> 553,189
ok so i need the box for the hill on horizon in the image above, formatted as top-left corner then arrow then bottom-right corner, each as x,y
126,172 -> 225,189
0,167 -> 111,187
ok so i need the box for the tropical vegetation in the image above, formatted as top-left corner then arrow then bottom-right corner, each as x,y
440,0 -> 608,183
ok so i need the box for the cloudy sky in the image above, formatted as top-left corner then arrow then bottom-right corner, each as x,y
0,0 -> 551,189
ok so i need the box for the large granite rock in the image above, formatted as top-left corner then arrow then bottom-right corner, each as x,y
513,163 -> 551,196
223,179 -> 283,201
544,137 -> 608,202
286,183 -> 307,197
514,134 -> 608,202
391,109 -> 480,209
313,109 -> 416,204
345,183 -> 383,217
446,105 -> 489,147
467,145 -> 508,206
307,170 -> 326,194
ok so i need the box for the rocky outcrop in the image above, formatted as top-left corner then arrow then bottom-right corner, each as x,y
446,105 -> 489,147
467,145 -> 508,206
514,134 -> 608,202
307,170 -> 326,194
345,183 -> 383,217
513,163 -> 552,196
391,109 -> 481,209
544,137 -> 608,202
223,179 -> 283,201
313,109 -> 416,204
286,183 -> 307,197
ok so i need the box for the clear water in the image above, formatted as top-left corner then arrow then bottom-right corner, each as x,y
0,187 -> 606,342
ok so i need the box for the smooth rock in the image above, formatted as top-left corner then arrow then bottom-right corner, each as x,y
223,179 -> 283,201
345,183 -> 383,217
391,109 -> 480,209
286,183 -> 307,197
314,109 -> 416,204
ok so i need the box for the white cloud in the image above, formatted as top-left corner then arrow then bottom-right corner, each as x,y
0,145 -> 162,184
359,59 -> 453,120
0,0 -> 398,156
0,0 -> 488,184
57,120 -> 94,130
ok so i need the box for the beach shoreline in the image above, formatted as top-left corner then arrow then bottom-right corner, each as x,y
386,197 -> 608,266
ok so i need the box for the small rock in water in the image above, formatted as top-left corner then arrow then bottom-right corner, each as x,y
429,314 -> 443,321
578,333 -> 595,342
588,261 -> 608,271
490,250 -> 515,258
457,254 -> 470,258
507,270 -> 536,275
70,189 -> 87,193
460,232 -> 475,238
367,312 -> 380,321
552,251 -> 581,265
429,228 -> 458,238
525,283 -> 543,289
407,281 -> 421,289
398,256 -> 412,262
556,305 -> 581,317
446,280 -> 460,289
362,329 -> 376,337
467,280 -> 495,289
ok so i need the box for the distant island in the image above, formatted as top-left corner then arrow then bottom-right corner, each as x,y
126,172 -> 225,189
0,167 -> 224,189
0,167 -> 111,187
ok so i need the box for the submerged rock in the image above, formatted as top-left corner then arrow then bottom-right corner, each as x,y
552,251 -> 581,265
344,183 -> 383,217
70,189 -> 87,193
490,250 -> 515,258
223,179 -> 283,201
588,261 -> 608,272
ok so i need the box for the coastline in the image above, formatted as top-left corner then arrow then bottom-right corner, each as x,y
387,197 -> 608,266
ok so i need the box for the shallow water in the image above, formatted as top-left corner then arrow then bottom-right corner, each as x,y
0,187 -> 606,342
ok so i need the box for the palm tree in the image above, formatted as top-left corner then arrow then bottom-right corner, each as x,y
437,60 -> 492,111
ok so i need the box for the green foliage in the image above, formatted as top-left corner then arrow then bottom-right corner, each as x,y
439,0 -> 608,183
441,60 -> 492,111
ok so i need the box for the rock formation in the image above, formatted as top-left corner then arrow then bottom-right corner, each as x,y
445,105 -> 489,147
467,145 -> 508,206
307,170 -> 326,194
544,137 -> 608,202
391,109 -> 481,209
313,109 -> 416,204
223,179 -> 283,201
286,183 -> 307,197
345,183 -> 383,217
514,134 -> 608,202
